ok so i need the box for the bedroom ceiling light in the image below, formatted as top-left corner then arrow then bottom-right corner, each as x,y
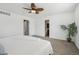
23,3 -> 44,14
31,10 -> 36,13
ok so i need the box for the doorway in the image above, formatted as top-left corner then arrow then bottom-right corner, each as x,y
23,20 -> 29,35
45,20 -> 49,37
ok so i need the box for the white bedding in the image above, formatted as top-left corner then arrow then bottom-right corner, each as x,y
0,35 -> 53,55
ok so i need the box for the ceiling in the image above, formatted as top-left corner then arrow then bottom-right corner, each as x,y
0,3 -> 77,18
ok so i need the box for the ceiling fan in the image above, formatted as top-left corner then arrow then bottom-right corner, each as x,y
23,3 -> 44,14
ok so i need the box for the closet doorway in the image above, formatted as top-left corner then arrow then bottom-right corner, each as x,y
23,20 -> 29,35
45,20 -> 49,37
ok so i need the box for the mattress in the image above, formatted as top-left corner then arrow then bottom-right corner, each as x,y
0,35 -> 53,55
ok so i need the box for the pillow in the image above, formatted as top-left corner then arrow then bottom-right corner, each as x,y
0,44 -> 8,55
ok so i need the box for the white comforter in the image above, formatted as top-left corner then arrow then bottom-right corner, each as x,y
0,35 -> 53,55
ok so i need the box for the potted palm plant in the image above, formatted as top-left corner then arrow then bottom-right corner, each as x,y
60,22 -> 77,42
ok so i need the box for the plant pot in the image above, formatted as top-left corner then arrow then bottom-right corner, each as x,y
67,38 -> 71,42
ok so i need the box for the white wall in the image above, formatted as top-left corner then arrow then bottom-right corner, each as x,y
0,9 -> 35,38
50,12 -> 74,40
0,6 -> 75,41
34,17 -> 45,36
74,4 -> 79,48
35,12 -> 74,40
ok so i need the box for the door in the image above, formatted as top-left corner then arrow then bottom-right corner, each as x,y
45,20 -> 49,37
24,20 -> 29,35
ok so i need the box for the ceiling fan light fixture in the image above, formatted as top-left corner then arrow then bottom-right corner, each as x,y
31,10 -> 36,13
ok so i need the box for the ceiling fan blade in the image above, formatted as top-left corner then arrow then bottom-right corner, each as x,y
23,7 -> 31,10
31,3 -> 36,8
37,8 -> 44,11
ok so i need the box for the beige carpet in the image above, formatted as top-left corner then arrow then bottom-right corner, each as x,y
32,35 -> 79,55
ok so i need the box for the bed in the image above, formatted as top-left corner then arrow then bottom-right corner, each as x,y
0,35 -> 53,55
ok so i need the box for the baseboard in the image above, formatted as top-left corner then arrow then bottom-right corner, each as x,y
32,35 -> 67,40
49,36 -> 67,41
74,42 -> 79,49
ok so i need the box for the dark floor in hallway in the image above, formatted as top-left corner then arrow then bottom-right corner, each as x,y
32,35 -> 79,55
